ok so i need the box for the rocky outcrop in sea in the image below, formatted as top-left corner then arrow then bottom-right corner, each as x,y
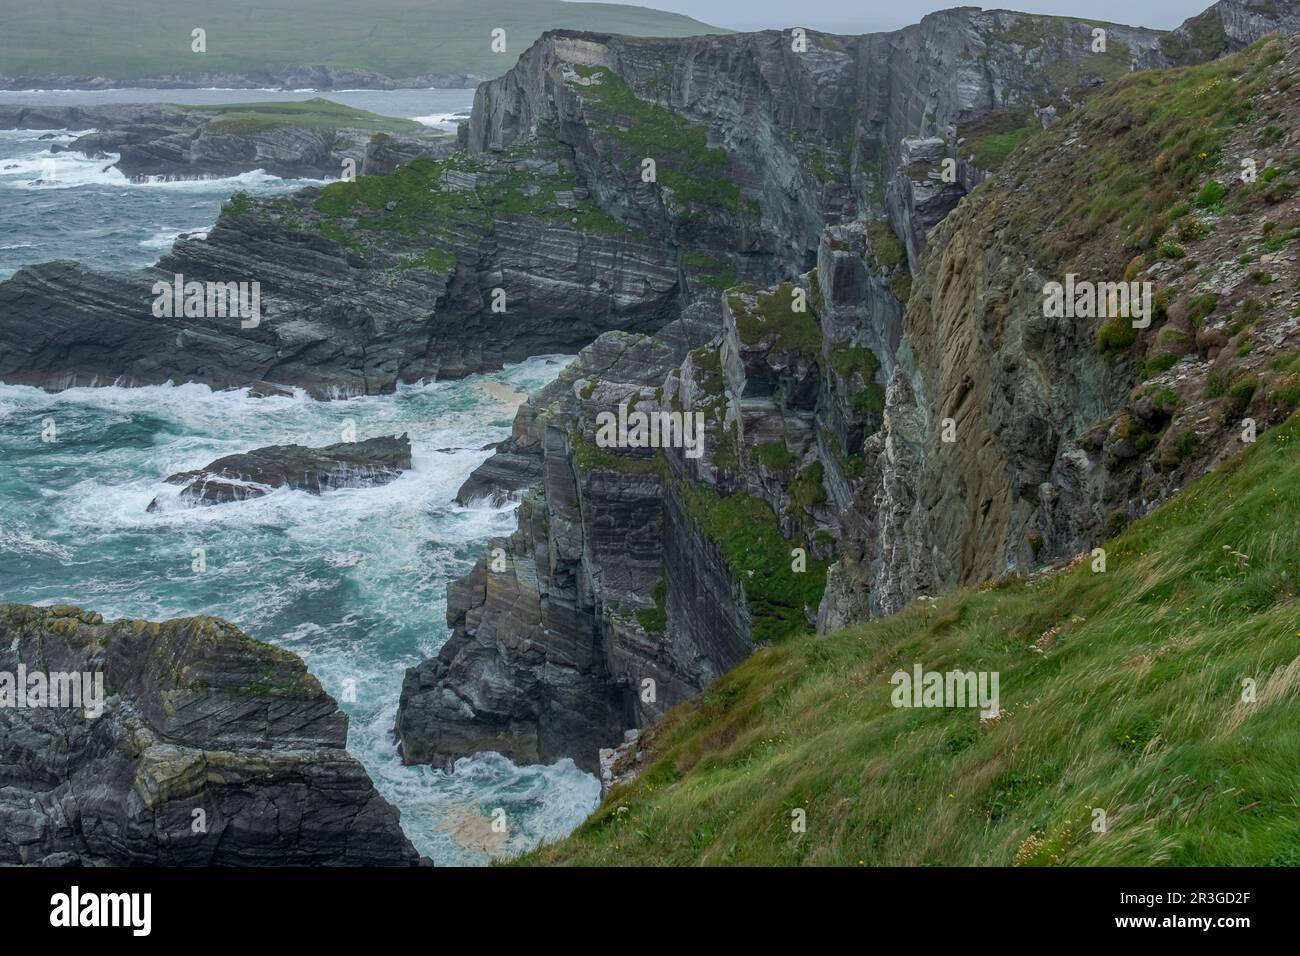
0,102 -> 456,180
0,603 -> 424,866
146,433 -> 413,510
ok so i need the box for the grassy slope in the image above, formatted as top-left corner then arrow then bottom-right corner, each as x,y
0,0 -> 725,81
188,98 -> 426,134
524,412 -> 1300,866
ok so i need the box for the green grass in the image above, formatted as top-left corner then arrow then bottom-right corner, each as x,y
998,38 -> 1288,278
727,283 -> 822,364
827,343 -> 885,414
572,65 -> 742,213
572,435 -> 665,477
521,412 -> 1300,865
1096,315 -> 1139,354
968,125 -> 1036,170
676,483 -> 828,645
864,220 -> 907,269
0,0 -> 725,82
755,441 -> 796,471
262,139 -> 633,262
637,580 -> 668,634
684,253 -> 737,291
188,98 -> 424,134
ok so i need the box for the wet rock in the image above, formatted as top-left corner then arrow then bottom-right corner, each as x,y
147,433 -> 411,510
0,603 -> 424,866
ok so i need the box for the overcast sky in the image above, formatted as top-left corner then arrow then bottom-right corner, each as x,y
591,0 -> 1217,34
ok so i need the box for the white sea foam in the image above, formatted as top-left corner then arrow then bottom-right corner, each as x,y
412,112 -> 463,129
0,357 -> 586,864
139,228 -> 208,249
0,150 -> 128,188
1,150 -> 322,191
0,127 -> 96,139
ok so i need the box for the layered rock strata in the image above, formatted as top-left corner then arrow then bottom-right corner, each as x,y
399,6 -> 1300,771
0,603 -> 424,866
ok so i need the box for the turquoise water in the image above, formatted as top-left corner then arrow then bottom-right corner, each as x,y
0,89 -> 595,864
0,127 -> 331,280
0,361 -> 601,865
0,88 -> 473,280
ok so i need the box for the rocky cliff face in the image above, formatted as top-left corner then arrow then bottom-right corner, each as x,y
398,3 -> 1300,772
0,143 -> 681,395
397,315 -> 720,772
820,31 -> 1300,623
5,3 -> 1277,398
0,604 -> 423,866
2,1 -> 1296,779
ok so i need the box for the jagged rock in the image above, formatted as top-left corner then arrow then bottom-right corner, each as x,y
821,30 -> 1300,625
397,325 -> 711,772
0,143 -> 682,395
403,7 -> 1300,775
598,729 -> 644,795
1164,0 -> 1300,63
8,1 -> 1300,786
7,5 -> 1289,398
455,437 -> 544,506
147,434 -> 411,510
0,603 -> 424,866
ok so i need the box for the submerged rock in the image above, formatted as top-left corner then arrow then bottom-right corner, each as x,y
0,603 -> 424,866
147,433 -> 412,511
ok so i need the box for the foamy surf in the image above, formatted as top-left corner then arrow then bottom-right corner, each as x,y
412,112 -> 466,130
0,357 -> 588,865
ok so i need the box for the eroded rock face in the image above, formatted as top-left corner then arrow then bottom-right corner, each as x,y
5,5 -> 1288,399
8,0 -> 1299,787
396,270 -> 878,770
1163,0 -> 1300,63
0,604 -> 424,866
397,325 -> 713,773
819,32 -> 1300,624
147,434 -> 412,510
0,144 -> 682,396
400,7 -> 1300,775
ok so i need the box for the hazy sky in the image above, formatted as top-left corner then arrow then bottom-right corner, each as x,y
591,0 -> 1217,34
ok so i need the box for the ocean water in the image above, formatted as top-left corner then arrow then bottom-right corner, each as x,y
0,87 -> 476,126
0,366 -> 600,865
0,87 -> 600,865
0,88 -> 474,280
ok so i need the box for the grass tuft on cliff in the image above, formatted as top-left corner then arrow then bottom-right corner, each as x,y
1002,35 -> 1296,276
521,411 -> 1300,866
571,65 -> 744,213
